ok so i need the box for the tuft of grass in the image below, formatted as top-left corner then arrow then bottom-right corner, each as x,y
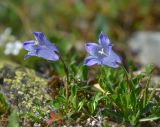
49,64 -> 160,126
99,64 -> 160,126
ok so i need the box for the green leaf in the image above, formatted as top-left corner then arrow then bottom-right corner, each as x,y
145,64 -> 154,75
148,81 -> 160,102
139,116 -> 160,122
71,85 -> 77,96
0,92 -> 8,114
7,111 -> 19,127
82,65 -> 88,80
78,99 -> 86,112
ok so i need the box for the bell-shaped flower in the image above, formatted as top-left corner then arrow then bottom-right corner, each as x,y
23,32 -> 59,61
84,32 -> 121,68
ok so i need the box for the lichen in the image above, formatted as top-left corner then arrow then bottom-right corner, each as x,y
0,61 -> 51,123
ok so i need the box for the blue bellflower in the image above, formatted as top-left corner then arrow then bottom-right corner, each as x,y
23,32 -> 59,61
84,32 -> 121,68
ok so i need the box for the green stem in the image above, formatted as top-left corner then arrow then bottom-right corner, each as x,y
120,65 -> 130,92
59,55 -> 69,98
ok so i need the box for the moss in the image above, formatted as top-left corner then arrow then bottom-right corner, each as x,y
0,61 -> 51,123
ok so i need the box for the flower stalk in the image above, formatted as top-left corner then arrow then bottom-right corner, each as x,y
59,54 -> 69,98
121,65 -> 130,91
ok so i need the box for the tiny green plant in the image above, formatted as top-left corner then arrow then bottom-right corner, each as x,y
0,92 -> 8,115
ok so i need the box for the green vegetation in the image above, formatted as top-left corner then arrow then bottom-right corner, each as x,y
0,0 -> 159,126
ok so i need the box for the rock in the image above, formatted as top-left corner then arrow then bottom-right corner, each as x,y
128,31 -> 160,67
0,61 -> 51,125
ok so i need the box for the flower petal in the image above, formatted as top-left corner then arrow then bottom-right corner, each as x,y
24,51 -> 37,60
23,40 -> 38,51
98,32 -> 111,48
84,56 -> 100,66
32,32 -> 46,45
36,48 -> 59,61
46,42 -> 59,52
102,50 -> 121,68
33,32 -> 58,52
85,43 -> 101,56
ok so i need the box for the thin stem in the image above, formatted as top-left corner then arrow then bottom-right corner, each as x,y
120,65 -> 131,92
59,54 -> 69,98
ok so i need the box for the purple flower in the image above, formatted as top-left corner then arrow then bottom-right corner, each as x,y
23,32 -> 59,61
84,32 -> 121,68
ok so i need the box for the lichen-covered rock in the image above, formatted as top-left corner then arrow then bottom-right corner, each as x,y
0,61 -> 51,125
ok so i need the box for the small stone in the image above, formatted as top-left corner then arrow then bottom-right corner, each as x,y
129,31 -> 160,67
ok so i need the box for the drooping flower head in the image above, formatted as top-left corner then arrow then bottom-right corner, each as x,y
84,32 -> 121,68
23,32 -> 59,61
